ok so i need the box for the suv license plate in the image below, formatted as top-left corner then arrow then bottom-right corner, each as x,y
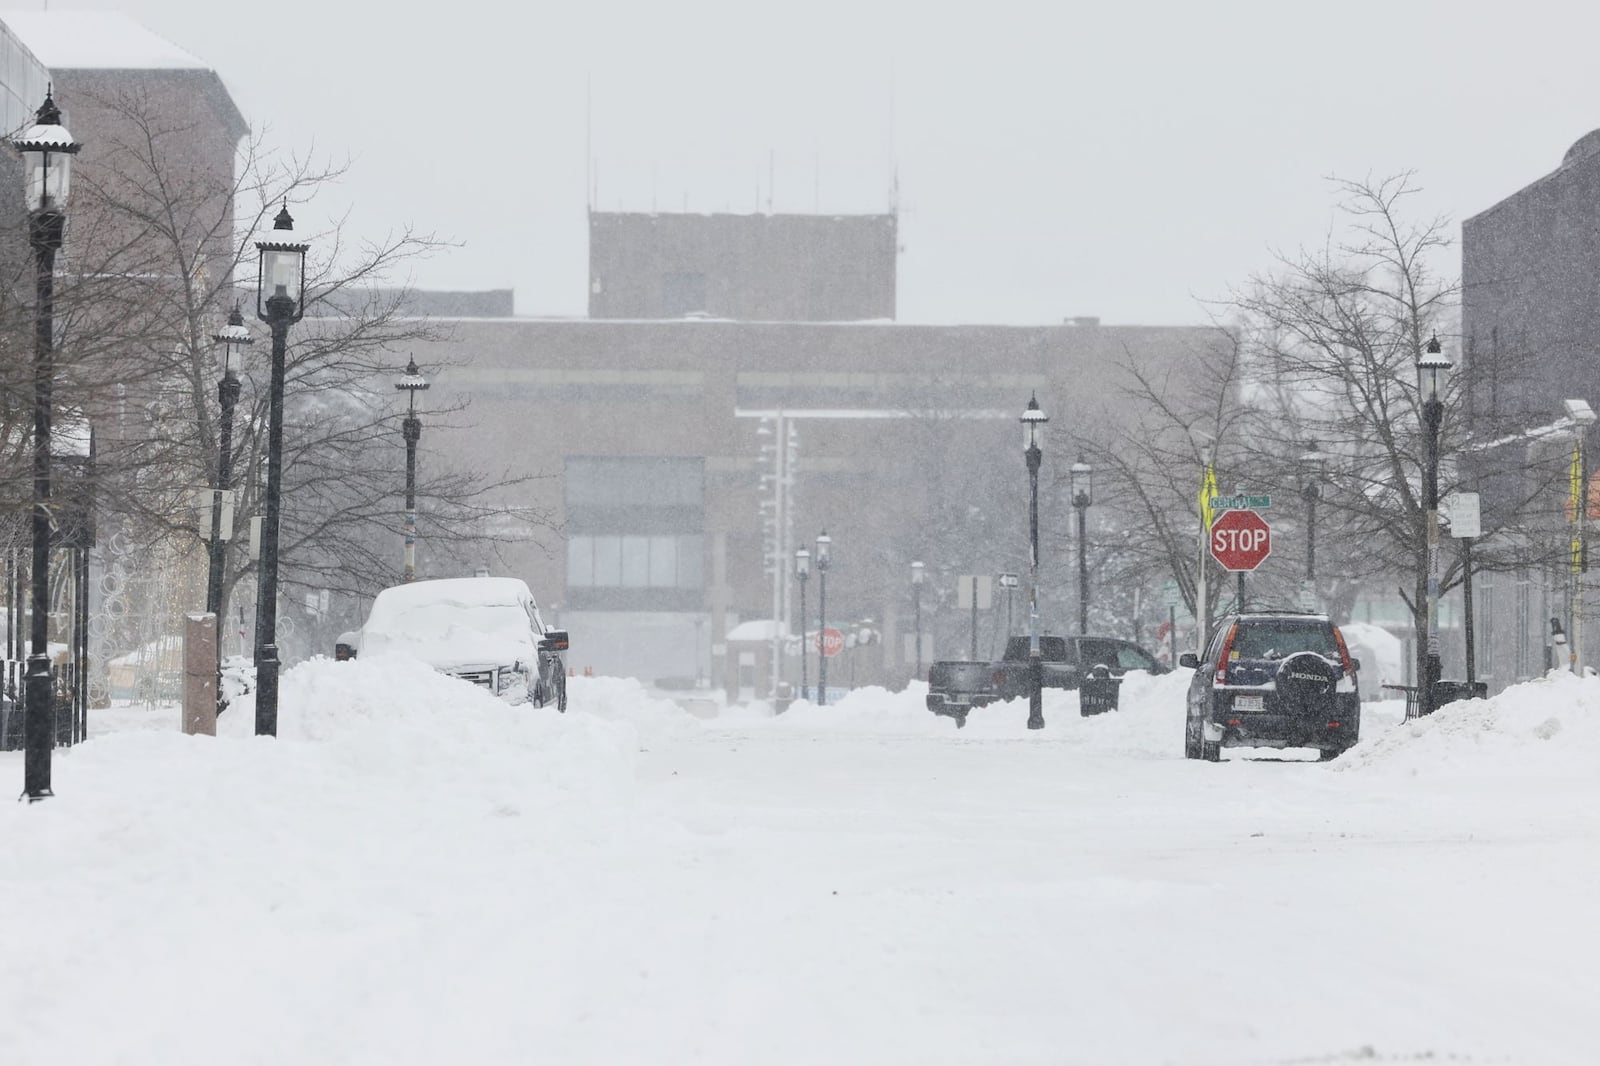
1233,694 -> 1264,712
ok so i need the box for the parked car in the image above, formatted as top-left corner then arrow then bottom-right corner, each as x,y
927,634 -> 1165,724
1179,611 -> 1360,762
358,576 -> 569,710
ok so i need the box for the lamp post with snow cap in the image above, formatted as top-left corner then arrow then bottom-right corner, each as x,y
1070,457 -> 1092,634
795,547 -> 810,701
815,531 -> 831,706
254,204 -> 309,738
396,357 -> 429,582
1022,395 -> 1048,730
206,303 -> 252,625
1415,334 -> 1451,717
15,90 -> 80,800
911,559 -> 926,682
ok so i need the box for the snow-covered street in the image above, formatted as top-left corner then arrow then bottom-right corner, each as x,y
4,660 -> 1597,1065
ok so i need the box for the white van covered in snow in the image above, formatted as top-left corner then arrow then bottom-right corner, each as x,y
358,576 -> 568,710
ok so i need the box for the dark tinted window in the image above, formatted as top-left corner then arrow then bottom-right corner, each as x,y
1078,639 -> 1119,668
1114,642 -> 1157,671
1230,620 -> 1337,660
1006,636 -> 1070,660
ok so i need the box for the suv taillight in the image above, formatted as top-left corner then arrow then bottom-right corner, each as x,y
1215,622 -> 1238,683
1333,626 -> 1355,676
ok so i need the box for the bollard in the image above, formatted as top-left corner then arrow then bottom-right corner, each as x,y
182,613 -> 217,736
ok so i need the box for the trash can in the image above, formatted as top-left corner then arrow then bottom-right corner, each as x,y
1429,679 -> 1487,710
1079,665 -> 1121,716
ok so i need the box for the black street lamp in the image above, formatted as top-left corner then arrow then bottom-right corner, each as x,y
1415,334 -> 1452,717
15,90 -> 80,801
911,559 -> 925,682
1299,442 -> 1328,609
815,531 -> 831,706
206,303 -> 252,625
1299,442 -> 1326,583
1070,457 -> 1092,634
253,204 -> 309,738
795,547 -> 810,700
395,357 -> 429,582
1021,394 -> 1048,730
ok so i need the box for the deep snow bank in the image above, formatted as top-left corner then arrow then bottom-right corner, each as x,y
1339,669 -> 1600,777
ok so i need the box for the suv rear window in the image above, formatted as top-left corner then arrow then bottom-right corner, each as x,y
1230,620 -> 1338,660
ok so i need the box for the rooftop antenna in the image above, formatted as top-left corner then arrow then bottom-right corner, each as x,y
585,72 -> 592,212
888,63 -> 900,216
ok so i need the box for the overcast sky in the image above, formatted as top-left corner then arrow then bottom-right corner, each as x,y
34,0 -> 1600,325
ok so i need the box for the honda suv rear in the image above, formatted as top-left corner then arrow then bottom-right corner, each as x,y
1178,612 -> 1360,762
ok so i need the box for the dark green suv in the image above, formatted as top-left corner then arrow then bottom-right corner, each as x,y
1179,612 -> 1361,762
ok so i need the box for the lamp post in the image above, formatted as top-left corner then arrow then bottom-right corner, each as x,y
1299,441 -> 1327,608
815,531 -> 831,706
1021,394 -> 1048,730
1070,457 -> 1092,634
16,90 -> 80,801
911,559 -> 925,682
795,547 -> 810,700
1415,334 -> 1452,717
395,357 -> 429,582
253,204 -> 309,738
206,304 -> 252,624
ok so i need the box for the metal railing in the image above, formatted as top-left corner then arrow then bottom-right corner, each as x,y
0,658 -> 81,751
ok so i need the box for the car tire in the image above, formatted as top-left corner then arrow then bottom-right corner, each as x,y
1318,746 -> 1346,762
556,673 -> 567,713
1202,737 -> 1222,762
1184,714 -> 1202,759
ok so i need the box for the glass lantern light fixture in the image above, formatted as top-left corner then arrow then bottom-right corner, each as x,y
15,89 -> 79,217
256,203 -> 309,323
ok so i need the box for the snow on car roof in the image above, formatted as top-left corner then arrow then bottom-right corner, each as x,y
370,576 -> 533,610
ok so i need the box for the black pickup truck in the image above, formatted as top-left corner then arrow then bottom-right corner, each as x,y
925,635 -> 1164,722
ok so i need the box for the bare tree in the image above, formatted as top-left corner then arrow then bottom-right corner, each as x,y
29,86 -> 548,663
1084,175 -> 1563,687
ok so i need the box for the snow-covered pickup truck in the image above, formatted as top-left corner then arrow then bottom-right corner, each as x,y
925,635 -> 1163,723
358,576 -> 569,710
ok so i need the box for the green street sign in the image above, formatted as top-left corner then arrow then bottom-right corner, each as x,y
1161,579 -> 1181,608
1208,494 -> 1271,511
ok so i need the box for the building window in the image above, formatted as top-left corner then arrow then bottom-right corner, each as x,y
592,535 -> 622,586
662,272 -> 707,317
649,535 -> 677,586
567,534 -> 703,589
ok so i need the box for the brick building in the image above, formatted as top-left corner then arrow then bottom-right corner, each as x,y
1460,128 -> 1600,688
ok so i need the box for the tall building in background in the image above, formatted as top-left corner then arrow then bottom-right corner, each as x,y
403,209 -> 1220,695
589,211 -> 897,321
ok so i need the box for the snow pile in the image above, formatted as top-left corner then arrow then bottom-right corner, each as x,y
1339,669 -> 1600,777
560,672 -> 705,746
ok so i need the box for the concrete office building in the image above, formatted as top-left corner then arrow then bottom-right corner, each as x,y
409,210 -> 1222,697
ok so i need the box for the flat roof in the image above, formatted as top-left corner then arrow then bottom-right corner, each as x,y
0,11 -> 209,70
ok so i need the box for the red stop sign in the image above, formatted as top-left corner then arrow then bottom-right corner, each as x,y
818,627 -> 844,657
1210,509 -> 1272,571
